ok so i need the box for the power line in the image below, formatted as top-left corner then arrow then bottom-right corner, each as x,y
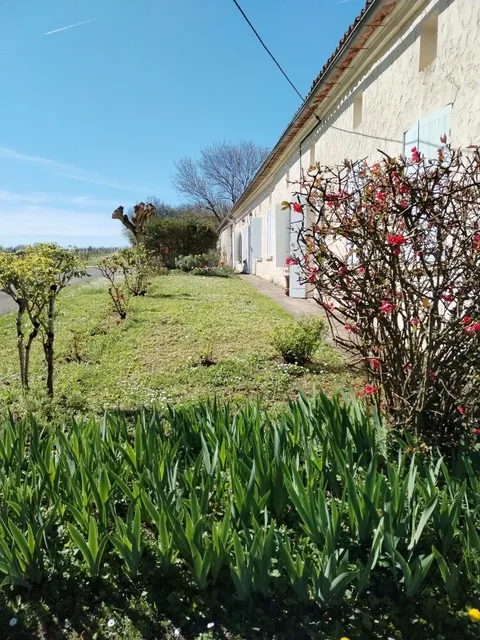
230,0 -> 305,102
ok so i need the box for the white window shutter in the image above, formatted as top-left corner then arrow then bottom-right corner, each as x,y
266,211 -> 274,258
275,205 -> 291,267
251,217 -> 263,260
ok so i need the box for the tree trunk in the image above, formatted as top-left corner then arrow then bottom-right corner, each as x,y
43,288 -> 56,397
16,301 -> 26,388
24,321 -> 40,390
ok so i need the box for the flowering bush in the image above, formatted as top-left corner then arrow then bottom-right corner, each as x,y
289,145 -> 480,443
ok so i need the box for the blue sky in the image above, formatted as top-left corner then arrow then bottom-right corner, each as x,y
0,0 -> 364,247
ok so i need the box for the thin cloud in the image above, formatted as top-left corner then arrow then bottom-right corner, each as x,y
44,17 -> 99,36
0,147 -> 153,193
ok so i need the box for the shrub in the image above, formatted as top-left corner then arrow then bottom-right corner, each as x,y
192,266 -> 233,278
289,145 -> 480,444
98,254 -> 129,319
176,250 -> 221,272
270,316 -> 326,365
144,216 -> 218,267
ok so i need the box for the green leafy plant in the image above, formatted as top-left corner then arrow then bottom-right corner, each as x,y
270,316 -> 327,365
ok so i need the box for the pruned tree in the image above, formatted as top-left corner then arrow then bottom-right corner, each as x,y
112,202 -> 157,244
0,245 -> 85,395
172,141 -> 270,221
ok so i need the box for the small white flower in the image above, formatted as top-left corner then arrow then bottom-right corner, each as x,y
107,618 -> 116,628
207,622 -> 215,629
9,618 -> 18,627
174,629 -> 181,637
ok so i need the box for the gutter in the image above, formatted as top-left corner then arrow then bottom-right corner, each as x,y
220,0 -> 393,230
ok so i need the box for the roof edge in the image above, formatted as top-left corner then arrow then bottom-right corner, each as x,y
219,0 -> 389,232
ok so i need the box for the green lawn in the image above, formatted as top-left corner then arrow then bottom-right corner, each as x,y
0,273 -> 358,418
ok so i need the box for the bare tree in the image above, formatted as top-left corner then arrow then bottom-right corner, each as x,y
172,141 -> 270,222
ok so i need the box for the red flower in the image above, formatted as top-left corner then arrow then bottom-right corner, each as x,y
410,317 -> 420,327
380,300 -> 396,314
429,370 -> 437,381
465,322 -> 480,334
338,266 -> 348,276
462,316 -> 472,325
344,323 -> 358,333
441,294 -> 454,302
392,248 -> 401,256
285,256 -> 297,266
376,191 -> 385,201
387,234 -> 406,246
292,202 -> 303,214
307,267 -> 319,283
457,406 -> 465,415
440,133 -> 447,144
357,266 -> 365,274
474,429 -> 480,436
411,147 -> 421,163
473,235 -> 480,251
370,358 -> 381,370
364,384 -> 378,395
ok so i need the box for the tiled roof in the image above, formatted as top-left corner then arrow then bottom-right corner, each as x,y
308,0 -> 377,97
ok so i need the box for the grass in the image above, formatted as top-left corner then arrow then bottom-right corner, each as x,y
0,273 -> 359,418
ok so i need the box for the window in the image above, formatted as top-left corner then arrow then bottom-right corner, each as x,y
266,211 -> 274,259
419,13 -> 438,71
353,92 -> 363,129
404,104 -> 452,159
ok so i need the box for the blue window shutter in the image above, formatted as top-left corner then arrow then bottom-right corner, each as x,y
418,104 -> 452,159
404,122 -> 419,153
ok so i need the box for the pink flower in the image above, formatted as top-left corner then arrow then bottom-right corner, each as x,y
307,267 -> 319,283
474,429 -> 480,436
441,294 -> 454,302
411,147 -> 421,163
370,358 -> 381,370
338,266 -> 348,276
473,235 -> 480,251
380,300 -> 396,314
462,316 -> 472,326
344,323 -> 357,333
392,248 -> 401,256
376,191 -> 385,201
292,202 -> 303,213
429,370 -> 437,381
364,384 -> 378,395
457,405 -> 465,415
357,266 -> 365,274
410,317 -> 420,327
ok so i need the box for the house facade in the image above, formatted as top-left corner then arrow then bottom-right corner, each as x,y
219,0 -> 480,297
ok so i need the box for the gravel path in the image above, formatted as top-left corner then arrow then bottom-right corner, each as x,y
0,268 -> 102,318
